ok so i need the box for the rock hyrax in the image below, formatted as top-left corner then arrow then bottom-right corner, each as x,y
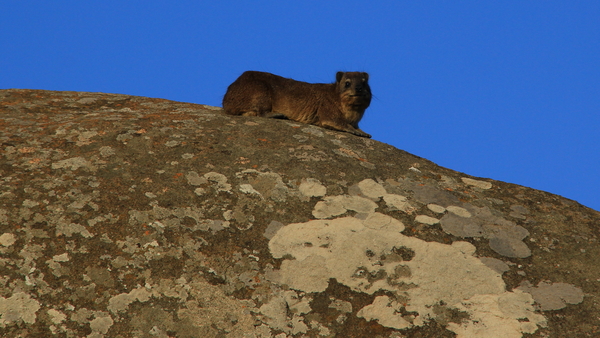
222,71 -> 372,138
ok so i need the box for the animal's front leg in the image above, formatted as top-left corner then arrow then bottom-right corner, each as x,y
319,120 -> 371,138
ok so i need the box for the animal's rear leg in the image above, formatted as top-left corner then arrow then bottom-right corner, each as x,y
263,112 -> 288,119
244,93 -> 275,117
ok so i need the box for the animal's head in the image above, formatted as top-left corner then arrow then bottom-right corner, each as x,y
336,72 -> 372,109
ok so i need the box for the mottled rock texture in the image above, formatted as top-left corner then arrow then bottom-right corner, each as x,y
0,89 -> 598,337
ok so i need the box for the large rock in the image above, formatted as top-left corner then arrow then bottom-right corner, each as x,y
0,89 -> 598,337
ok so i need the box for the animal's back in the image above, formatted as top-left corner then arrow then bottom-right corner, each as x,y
223,71 -> 324,122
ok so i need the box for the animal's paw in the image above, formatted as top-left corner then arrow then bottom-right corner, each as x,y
351,129 -> 371,138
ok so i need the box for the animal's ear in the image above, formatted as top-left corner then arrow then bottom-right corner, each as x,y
362,73 -> 369,81
336,72 -> 345,83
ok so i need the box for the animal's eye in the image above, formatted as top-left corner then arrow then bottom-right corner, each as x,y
345,81 -> 351,88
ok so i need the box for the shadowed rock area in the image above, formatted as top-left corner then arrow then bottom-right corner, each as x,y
0,88 -> 598,337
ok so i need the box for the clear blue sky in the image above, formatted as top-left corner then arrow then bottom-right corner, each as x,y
2,1 -> 599,211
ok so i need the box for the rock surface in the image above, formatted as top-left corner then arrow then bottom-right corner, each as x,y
0,89 -> 598,337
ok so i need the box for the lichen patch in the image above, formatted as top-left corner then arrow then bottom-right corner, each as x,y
0,292 -> 41,327
461,177 -> 493,190
415,215 -> 440,225
269,215 -> 546,336
51,157 -> 97,171
446,291 -> 546,338
383,193 -> 412,212
107,287 -> 152,314
440,204 -> 532,258
516,281 -> 584,311
357,178 -> 387,199
0,233 -> 16,246
259,290 -> 311,335
298,178 -> 327,197
312,195 -> 378,219
357,295 -> 412,329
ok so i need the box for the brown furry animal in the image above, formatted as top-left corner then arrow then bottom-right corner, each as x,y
222,71 -> 372,138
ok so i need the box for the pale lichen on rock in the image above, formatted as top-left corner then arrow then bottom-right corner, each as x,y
0,233 -> 16,246
0,292 -> 41,327
462,177 -> 493,189
516,281 -> 584,311
415,214 -> 440,225
268,213 -> 547,336
440,204 -> 532,258
298,178 -> 327,197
